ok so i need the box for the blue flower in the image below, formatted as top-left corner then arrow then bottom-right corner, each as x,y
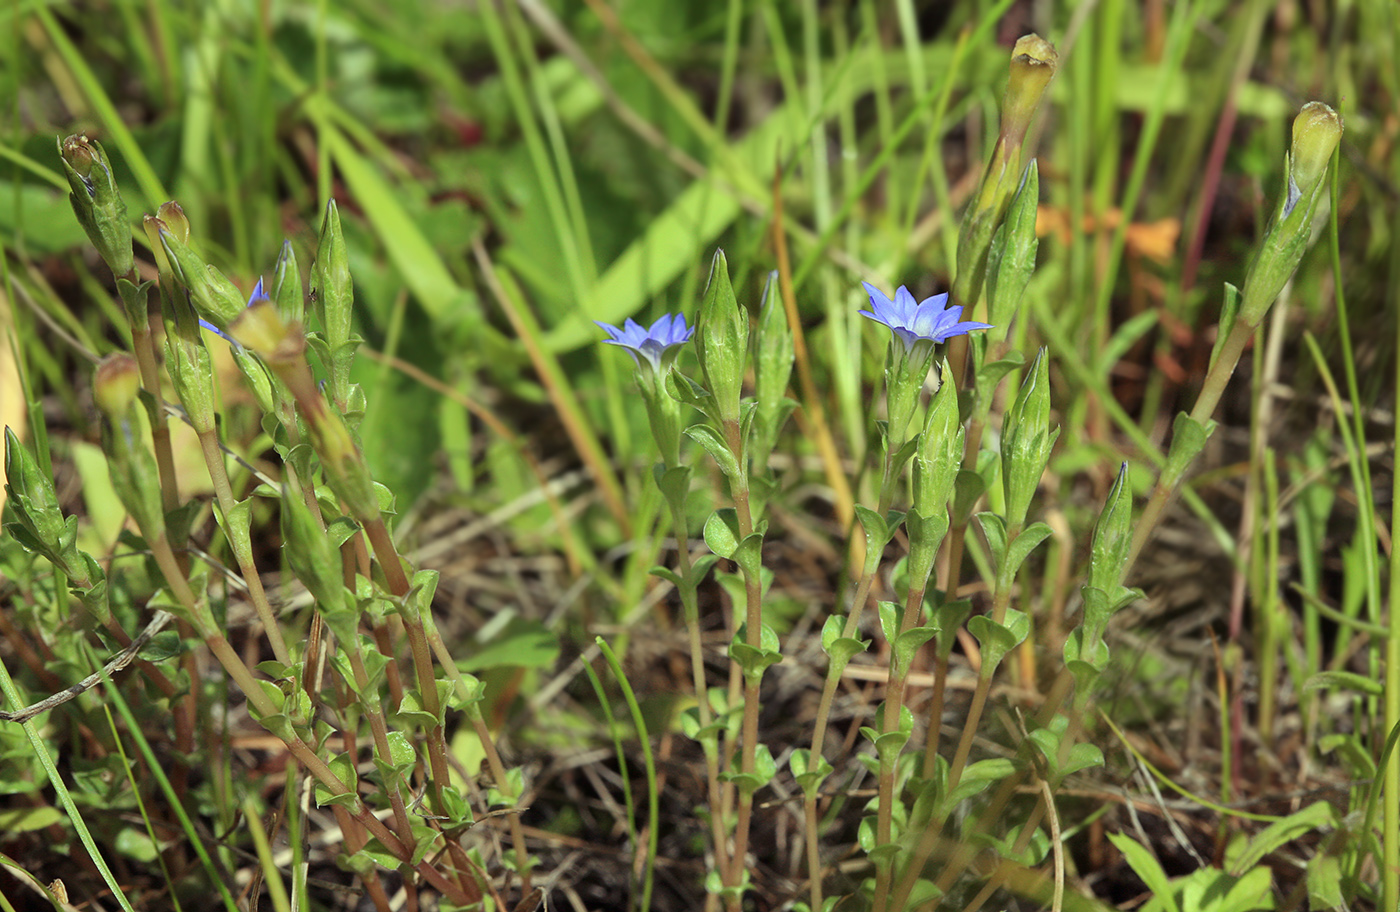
859,282 -> 992,349
201,278 -> 269,344
595,313 -> 694,372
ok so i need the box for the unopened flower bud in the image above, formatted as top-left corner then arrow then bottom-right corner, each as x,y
1239,101 -> 1343,327
58,134 -> 133,278
695,249 -> 747,426
156,201 -> 189,245
955,36 -> 1057,308
60,134 -> 95,179
228,297 -> 296,358
93,354 -> 142,417
999,36 -> 1058,159
157,220 -> 247,326
1288,102 -> 1343,213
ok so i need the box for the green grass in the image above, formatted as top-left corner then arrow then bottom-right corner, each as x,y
1,1 -> 1398,910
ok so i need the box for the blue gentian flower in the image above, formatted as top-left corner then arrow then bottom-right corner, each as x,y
859,282 -> 992,349
201,278 -> 269,344
595,314 -> 694,373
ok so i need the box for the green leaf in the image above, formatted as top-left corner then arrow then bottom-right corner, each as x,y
1226,801 -> 1334,876
1164,412 -> 1216,481
729,624 -> 782,681
686,424 -> 741,479
1107,833 -> 1180,912
976,512 -> 1008,569
1301,670 -> 1383,697
820,615 -> 869,674
967,609 -> 1029,670
459,616 -> 559,672
703,508 -> 742,559
1002,521 -> 1053,580
947,758 -> 1016,807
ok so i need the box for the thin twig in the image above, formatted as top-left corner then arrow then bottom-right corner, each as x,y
0,610 -> 174,723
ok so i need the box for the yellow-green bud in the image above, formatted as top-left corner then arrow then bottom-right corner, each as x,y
1289,102 -> 1343,208
93,354 -> 142,417
156,201 -> 190,245
1239,101 -> 1343,327
1000,35 -> 1058,157
58,134 -> 134,278
60,134 -> 95,178
228,298 -> 291,355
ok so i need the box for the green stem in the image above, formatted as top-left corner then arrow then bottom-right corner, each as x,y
723,417 -> 763,897
802,564 -> 880,912
667,499 -> 734,886
144,526 -> 467,902
196,428 -> 291,665
1125,319 -> 1252,570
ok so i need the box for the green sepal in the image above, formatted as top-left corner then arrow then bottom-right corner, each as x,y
985,160 -> 1040,332
1087,462 -> 1135,593
966,608 -> 1029,672
57,134 -> 134,277
999,347 -> 1057,527
281,484 -> 350,621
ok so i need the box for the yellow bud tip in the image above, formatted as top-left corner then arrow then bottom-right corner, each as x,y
1290,102 -> 1343,195
60,134 -> 96,178
156,201 -> 190,244
93,354 -> 142,416
228,298 -> 291,354
1000,34 -> 1058,156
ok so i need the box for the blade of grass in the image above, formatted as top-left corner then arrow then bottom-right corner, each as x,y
472,237 -> 631,535
33,7 -> 169,208
100,664 -> 242,912
0,661 -> 138,912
